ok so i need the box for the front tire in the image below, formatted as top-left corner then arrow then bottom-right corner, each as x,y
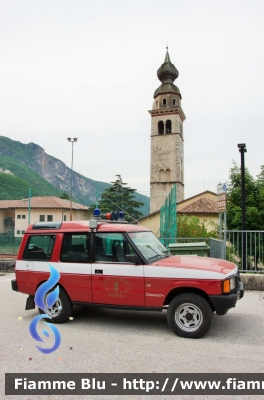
167,293 -> 213,338
39,287 -> 73,323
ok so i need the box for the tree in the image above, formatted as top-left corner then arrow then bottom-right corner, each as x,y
226,161 -> 264,230
177,215 -> 218,239
97,175 -> 144,223
256,165 -> 264,224
60,192 -> 69,200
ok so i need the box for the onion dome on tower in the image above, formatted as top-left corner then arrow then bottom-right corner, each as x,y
154,48 -> 182,99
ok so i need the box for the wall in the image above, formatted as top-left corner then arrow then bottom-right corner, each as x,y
139,212 -> 160,236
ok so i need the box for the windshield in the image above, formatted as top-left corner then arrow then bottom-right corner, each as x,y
128,231 -> 170,263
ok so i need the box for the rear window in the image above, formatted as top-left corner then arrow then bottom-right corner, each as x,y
23,235 -> 56,261
60,233 -> 89,263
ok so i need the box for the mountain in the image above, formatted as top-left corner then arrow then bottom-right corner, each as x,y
0,136 -> 150,216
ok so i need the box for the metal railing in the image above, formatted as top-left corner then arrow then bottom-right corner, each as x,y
224,230 -> 264,274
160,232 -> 264,274
0,235 -> 22,255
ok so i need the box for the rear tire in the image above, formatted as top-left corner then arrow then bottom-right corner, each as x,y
39,287 -> 73,323
167,293 -> 212,338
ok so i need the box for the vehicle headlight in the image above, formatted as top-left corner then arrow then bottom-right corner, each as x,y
223,276 -> 237,294
230,276 -> 237,291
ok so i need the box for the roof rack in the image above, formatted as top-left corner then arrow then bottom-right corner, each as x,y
32,222 -> 62,230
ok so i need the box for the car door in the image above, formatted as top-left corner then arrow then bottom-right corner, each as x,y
92,232 -> 145,306
59,233 -> 92,303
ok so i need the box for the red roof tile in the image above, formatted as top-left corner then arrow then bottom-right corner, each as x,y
177,198 -> 217,214
0,196 -> 89,210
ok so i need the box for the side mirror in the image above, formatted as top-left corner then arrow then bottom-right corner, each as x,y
125,254 -> 139,264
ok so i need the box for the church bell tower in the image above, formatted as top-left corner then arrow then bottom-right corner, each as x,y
149,48 -> 186,213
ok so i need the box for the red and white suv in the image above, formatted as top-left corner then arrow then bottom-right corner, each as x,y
11,215 -> 244,338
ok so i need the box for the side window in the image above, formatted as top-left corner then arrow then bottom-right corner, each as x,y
23,235 -> 56,261
60,233 -> 89,263
95,233 -> 135,263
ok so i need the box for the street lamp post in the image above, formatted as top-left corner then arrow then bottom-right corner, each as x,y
237,143 -> 247,270
67,137 -> 78,221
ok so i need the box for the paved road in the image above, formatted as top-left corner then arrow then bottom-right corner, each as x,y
1,273 -> 264,399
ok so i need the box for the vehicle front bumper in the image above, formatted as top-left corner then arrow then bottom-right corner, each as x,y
209,281 -> 244,315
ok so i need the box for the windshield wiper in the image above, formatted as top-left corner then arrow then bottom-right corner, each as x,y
147,255 -> 164,262
145,245 -> 166,262
146,245 -> 163,256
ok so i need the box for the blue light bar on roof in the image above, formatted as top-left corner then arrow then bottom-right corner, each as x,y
93,208 -> 126,222
119,211 -> 125,220
93,208 -> 101,219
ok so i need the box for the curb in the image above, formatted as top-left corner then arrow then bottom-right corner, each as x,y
240,273 -> 264,291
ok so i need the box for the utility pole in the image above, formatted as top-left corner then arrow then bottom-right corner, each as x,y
237,143 -> 247,270
67,138 -> 78,221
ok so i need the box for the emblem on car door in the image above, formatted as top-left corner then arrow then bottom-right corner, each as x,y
104,277 -> 130,298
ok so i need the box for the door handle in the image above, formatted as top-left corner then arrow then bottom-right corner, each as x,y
95,269 -> 103,274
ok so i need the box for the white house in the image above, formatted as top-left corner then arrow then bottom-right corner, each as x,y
0,196 -> 91,237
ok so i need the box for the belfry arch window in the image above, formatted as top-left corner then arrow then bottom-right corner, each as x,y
158,121 -> 164,135
159,169 -> 166,182
166,120 -> 171,134
159,169 -> 170,182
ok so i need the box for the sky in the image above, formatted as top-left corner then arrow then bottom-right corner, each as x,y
0,0 -> 264,200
